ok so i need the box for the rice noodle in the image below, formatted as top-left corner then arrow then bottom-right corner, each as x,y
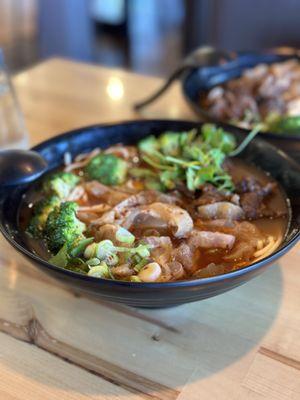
74,148 -> 101,162
104,146 -> 130,159
64,148 -> 101,172
91,210 -> 116,226
78,204 -> 111,213
104,145 -> 139,161
256,239 -> 264,250
77,211 -> 100,224
77,203 -> 112,224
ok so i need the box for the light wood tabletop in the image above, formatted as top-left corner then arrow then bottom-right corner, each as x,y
0,58 -> 299,400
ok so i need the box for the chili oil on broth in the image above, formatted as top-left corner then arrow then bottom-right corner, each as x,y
229,158 -> 289,240
133,158 -> 290,277
19,151 -> 290,281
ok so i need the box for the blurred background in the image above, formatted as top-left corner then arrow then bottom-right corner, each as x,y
1,0 -> 300,76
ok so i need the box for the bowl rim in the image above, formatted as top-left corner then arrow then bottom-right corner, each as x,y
1,119 -> 299,289
181,52 -> 300,141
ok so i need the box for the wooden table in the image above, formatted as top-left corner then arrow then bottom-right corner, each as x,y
0,58 -> 299,400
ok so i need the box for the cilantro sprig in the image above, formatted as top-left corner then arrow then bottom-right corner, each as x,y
136,124 -> 237,192
135,124 -> 261,192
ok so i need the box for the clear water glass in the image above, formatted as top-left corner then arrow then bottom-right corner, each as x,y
0,49 -> 28,150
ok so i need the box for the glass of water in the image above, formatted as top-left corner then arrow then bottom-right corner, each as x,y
0,49 -> 28,150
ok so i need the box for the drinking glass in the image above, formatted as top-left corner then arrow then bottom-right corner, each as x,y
0,49 -> 28,149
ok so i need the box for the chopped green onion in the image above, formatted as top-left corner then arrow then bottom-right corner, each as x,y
95,240 -> 116,260
114,243 -> 151,257
134,258 -> 148,272
84,242 -> 97,259
116,227 -> 135,244
135,244 -> 151,258
86,257 -> 101,266
87,261 -> 110,278
105,253 -> 119,266
70,237 -> 94,257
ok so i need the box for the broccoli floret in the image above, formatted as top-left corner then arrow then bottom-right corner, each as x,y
44,201 -> 86,253
85,154 -> 127,186
159,132 -> 181,156
43,172 -> 80,199
27,196 -> 60,238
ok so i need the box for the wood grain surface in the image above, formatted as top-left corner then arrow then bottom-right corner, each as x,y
0,58 -> 299,399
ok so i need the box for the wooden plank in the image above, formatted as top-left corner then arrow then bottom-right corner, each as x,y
0,316 -> 178,400
0,331 -> 144,400
242,352 -> 300,399
259,347 -> 300,372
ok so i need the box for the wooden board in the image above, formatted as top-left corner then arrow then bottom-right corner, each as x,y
0,58 -> 299,399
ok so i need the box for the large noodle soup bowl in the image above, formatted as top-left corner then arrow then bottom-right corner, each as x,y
0,120 -> 299,307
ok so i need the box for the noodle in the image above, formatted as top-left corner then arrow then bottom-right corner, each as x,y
253,236 -> 282,261
78,204 -> 111,213
64,149 -> 101,172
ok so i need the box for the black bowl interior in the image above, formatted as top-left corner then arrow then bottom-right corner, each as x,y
182,52 -> 300,162
0,120 -> 299,307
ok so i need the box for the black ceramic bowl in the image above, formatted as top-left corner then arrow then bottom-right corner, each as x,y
182,52 -> 300,163
0,120 -> 299,307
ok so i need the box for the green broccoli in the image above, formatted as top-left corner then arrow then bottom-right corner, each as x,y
27,196 -> 60,238
85,154 -> 127,186
159,132 -> 181,156
43,172 -> 80,199
44,201 -> 86,253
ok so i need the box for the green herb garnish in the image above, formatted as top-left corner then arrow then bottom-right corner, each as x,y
138,124 -> 236,192
137,123 -> 262,192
